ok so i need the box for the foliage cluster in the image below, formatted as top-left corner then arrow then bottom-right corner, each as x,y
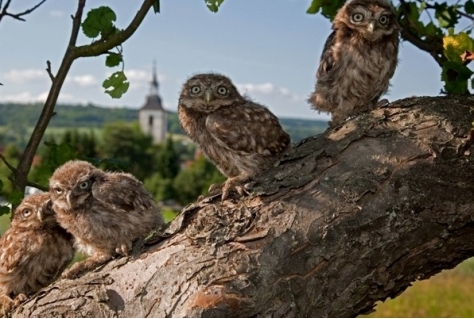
306,0 -> 474,95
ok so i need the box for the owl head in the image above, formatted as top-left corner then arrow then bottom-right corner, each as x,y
12,193 -> 56,229
49,160 -> 104,211
179,73 -> 244,113
334,0 -> 398,41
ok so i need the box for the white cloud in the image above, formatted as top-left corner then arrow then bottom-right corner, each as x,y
2,69 -> 47,84
49,10 -> 64,17
237,82 -> 305,103
68,74 -> 98,87
1,91 -> 82,104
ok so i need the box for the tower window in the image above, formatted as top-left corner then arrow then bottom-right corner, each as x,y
149,115 -> 154,126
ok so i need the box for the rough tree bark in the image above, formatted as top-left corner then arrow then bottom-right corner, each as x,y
12,96 -> 474,317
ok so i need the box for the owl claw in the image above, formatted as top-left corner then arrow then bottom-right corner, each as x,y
221,179 -> 249,201
376,99 -> 390,108
115,242 -> 132,256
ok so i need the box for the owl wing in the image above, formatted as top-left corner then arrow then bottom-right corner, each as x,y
317,31 -> 336,78
0,229 -> 35,271
91,173 -> 155,212
206,104 -> 290,156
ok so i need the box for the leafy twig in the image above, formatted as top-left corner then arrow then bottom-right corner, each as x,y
12,0 -> 155,195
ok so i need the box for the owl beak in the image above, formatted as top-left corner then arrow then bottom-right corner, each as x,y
204,90 -> 212,103
37,207 -> 44,223
367,20 -> 375,33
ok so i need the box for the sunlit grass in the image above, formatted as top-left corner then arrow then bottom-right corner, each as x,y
362,258 -> 474,318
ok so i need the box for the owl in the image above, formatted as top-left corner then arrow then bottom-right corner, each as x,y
178,73 -> 291,200
49,160 -> 164,279
308,0 -> 399,127
0,193 -> 74,315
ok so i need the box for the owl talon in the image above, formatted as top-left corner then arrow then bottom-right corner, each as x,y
115,242 -> 132,256
376,99 -> 390,108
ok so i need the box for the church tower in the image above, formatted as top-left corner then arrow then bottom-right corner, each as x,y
138,61 -> 167,144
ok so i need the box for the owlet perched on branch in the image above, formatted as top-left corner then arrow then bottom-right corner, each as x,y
308,0 -> 399,127
49,160 -> 164,279
0,193 -> 74,315
178,73 -> 291,200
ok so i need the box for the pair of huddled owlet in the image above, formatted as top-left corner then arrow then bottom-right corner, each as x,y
0,161 -> 163,313
178,0 -> 399,200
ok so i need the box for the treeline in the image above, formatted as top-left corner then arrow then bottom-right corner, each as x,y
0,102 -> 328,145
0,122 -> 224,209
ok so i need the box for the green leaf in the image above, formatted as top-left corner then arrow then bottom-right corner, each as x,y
442,61 -> 473,95
419,1 -> 427,13
443,32 -> 474,63
82,6 -> 117,39
105,53 -> 122,68
307,0 -> 323,14
153,0 -> 160,13
434,3 -> 459,29
307,0 -> 344,19
103,71 -> 130,99
465,0 -> 474,14
205,0 -> 225,13
0,206 -> 10,216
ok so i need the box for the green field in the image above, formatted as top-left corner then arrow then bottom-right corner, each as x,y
362,258 -> 474,317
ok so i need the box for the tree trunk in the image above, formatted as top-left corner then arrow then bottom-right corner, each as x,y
13,96 -> 474,317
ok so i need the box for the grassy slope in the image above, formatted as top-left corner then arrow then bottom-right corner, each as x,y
361,258 -> 474,317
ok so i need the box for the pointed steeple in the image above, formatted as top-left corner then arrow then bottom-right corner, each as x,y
141,60 -> 164,111
149,59 -> 159,96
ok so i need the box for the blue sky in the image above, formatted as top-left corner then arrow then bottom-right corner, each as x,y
0,0 -> 442,120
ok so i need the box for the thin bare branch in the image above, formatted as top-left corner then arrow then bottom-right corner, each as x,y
46,60 -> 54,82
26,181 -> 47,192
12,0 -> 86,193
0,154 -> 17,173
0,0 -> 47,24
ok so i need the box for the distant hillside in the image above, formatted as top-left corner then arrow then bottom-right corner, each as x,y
0,102 -> 327,144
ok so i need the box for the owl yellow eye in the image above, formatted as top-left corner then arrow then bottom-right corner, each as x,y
217,86 -> 228,96
22,208 -> 32,218
190,86 -> 201,94
352,13 -> 364,22
79,181 -> 89,189
379,15 -> 389,25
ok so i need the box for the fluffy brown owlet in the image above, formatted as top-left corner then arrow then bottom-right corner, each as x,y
178,73 -> 291,200
308,0 -> 399,127
0,193 -> 74,315
49,160 -> 164,279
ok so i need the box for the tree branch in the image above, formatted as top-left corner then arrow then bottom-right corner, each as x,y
12,0 -> 86,194
0,0 -> 47,24
12,96 -> 474,317
72,0 -> 154,58
398,0 -> 447,68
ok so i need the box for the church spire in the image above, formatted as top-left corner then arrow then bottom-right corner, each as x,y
149,59 -> 159,96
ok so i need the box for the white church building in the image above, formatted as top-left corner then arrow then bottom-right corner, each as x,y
138,63 -> 167,144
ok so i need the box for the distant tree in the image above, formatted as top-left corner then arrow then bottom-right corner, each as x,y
144,173 -> 176,203
173,154 -> 225,205
100,122 -> 155,180
155,137 -> 180,179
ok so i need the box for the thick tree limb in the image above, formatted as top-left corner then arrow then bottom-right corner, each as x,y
12,96 -> 474,317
